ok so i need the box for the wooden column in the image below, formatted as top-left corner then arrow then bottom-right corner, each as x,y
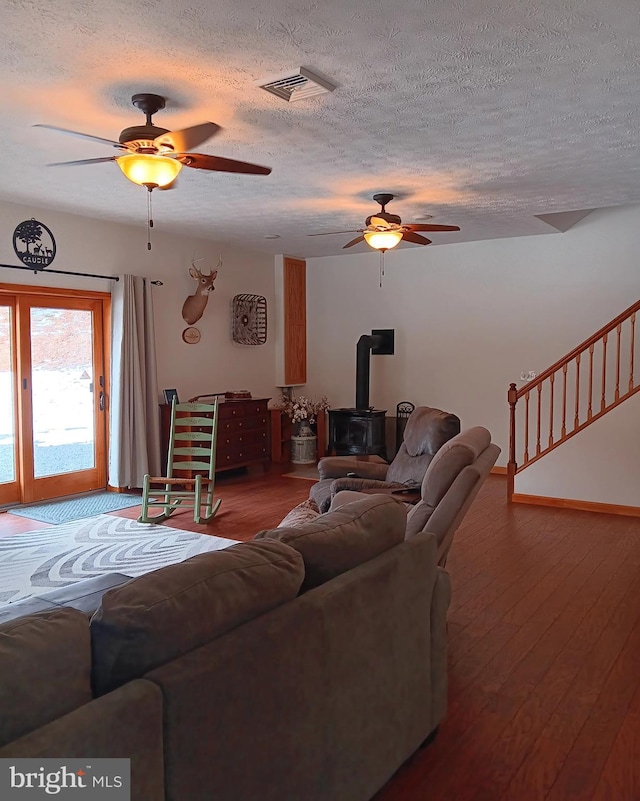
507,382 -> 518,502
282,257 -> 306,385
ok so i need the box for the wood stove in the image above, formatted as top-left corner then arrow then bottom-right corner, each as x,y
327,331 -> 393,458
328,407 -> 387,458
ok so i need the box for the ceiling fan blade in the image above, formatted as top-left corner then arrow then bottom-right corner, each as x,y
368,216 -> 391,228
404,223 -> 460,232
154,122 -> 220,153
33,124 -> 126,149
176,153 -> 271,175
343,235 -> 366,249
47,157 -> 117,167
307,230 -> 363,237
402,232 -> 432,246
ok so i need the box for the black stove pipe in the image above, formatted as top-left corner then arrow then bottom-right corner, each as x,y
355,333 -> 382,410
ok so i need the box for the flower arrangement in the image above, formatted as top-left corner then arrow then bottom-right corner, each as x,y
280,393 -> 330,434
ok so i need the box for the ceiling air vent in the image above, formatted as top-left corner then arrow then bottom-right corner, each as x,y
254,67 -> 335,102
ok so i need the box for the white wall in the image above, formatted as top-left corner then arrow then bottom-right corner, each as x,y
304,205 -> 640,507
0,199 -> 277,403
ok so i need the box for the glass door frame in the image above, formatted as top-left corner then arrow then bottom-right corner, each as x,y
0,283 -> 111,505
0,296 -> 20,505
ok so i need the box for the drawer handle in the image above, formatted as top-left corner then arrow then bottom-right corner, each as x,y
238,437 -> 243,442
226,456 -> 231,461
226,438 -> 230,444
238,422 -> 243,427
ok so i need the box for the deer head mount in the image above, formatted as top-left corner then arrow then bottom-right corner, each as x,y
181,257 -> 220,324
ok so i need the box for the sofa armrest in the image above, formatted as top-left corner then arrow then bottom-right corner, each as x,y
329,478 -> 403,499
318,457 -> 389,481
0,679 -> 164,801
329,490 -> 407,511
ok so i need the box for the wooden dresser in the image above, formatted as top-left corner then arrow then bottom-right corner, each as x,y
160,398 -> 271,474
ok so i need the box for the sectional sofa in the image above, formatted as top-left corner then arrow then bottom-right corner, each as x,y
0,494 -> 451,801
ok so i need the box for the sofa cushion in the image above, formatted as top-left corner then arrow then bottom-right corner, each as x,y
91,540 -> 304,695
255,495 -> 406,591
0,608 -> 92,747
278,498 -> 321,528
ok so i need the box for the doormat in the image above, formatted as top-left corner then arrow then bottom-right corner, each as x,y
282,466 -> 319,481
10,492 -> 142,525
0,513 -> 237,606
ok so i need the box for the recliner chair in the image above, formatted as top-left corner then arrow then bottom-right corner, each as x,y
310,406 -> 461,512
330,426 -> 500,566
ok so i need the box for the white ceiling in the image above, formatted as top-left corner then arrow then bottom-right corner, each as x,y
3,0 -> 640,257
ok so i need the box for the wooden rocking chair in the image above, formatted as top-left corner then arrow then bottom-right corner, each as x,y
138,399 -> 222,524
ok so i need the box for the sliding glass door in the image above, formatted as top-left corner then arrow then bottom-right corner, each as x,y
0,286 -> 108,505
0,300 -> 19,505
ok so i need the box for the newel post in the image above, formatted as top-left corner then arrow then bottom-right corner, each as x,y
507,382 -> 518,502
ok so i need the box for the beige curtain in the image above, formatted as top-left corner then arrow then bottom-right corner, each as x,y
108,275 -> 161,488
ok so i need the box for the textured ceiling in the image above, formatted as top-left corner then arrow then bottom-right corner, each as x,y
2,0 -> 640,257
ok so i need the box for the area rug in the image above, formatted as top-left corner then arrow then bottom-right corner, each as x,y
10,492 -> 143,525
282,466 -> 320,481
0,514 -> 236,606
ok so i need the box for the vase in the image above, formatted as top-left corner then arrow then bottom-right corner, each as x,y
293,420 -> 315,438
290,434 -> 317,464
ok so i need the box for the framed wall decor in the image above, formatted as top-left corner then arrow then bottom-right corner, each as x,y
231,294 -> 267,345
163,388 -> 179,405
182,327 -> 201,344
13,218 -> 57,268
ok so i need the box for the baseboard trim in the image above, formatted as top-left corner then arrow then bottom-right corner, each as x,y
511,493 -> 640,517
490,466 -> 507,475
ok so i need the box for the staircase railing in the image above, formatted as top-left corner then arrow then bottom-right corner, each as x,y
507,297 -> 640,500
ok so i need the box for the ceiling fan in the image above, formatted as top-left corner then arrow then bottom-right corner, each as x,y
308,193 -> 460,251
34,92 -> 272,191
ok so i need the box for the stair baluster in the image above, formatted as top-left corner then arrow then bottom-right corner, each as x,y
507,297 -> 640,502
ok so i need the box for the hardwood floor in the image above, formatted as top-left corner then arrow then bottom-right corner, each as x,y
1,469 -> 639,799
106,465 -> 314,540
0,466 -> 314,540
374,475 -> 640,801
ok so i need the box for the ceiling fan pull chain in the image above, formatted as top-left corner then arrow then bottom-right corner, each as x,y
147,187 -> 154,251
379,251 -> 385,288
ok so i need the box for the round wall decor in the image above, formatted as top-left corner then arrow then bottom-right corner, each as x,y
182,326 -> 201,344
231,294 -> 267,345
13,218 -> 56,268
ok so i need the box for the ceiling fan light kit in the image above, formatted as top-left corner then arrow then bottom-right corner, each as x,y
307,192 -> 461,286
308,194 -> 459,251
36,92 -> 272,249
116,153 -> 182,188
363,229 -> 402,251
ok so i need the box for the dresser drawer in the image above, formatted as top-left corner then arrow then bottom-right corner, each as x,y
244,401 -> 270,417
242,413 -> 269,431
219,414 -> 268,433
218,443 -> 269,466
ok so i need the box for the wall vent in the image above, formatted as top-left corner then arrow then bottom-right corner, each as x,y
254,67 -> 335,102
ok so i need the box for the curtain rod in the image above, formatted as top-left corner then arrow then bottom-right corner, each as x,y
0,262 -> 163,285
